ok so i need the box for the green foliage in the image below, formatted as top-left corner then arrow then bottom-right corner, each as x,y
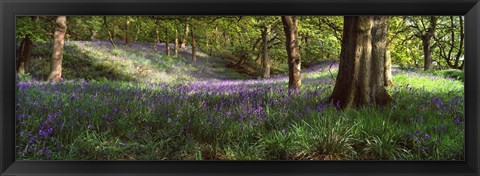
16,16 -> 51,43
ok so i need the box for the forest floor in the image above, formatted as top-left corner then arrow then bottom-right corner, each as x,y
16,40 -> 465,160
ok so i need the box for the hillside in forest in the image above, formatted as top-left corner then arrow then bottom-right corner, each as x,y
26,40 -> 256,83
24,40 -> 343,85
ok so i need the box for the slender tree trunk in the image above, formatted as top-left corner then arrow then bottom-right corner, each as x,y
422,16 -> 436,71
214,26 -> 219,51
165,27 -> 170,56
282,16 -> 302,91
455,16 -> 464,70
155,31 -> 159,51
329,16 -> 392,109
304,35 -> 309,60
135,28 -> 140,41
103,16 -> 116,48
174,28 -> 179,57
89,28 -> 97,40
17,36 -> 32,74
17,16 -> 37,74
191,25 -> 196,61
48,16 -> 67,82
262,26 -> 271,78
181,18 -> 189,49
125,16 -> 130,45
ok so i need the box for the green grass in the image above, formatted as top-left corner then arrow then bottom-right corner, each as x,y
16,41 -> 464,160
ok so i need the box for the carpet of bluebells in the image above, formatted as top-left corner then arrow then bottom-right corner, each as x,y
16,41 -> 464,160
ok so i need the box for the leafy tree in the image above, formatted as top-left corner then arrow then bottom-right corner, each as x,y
405,16 -> 438,70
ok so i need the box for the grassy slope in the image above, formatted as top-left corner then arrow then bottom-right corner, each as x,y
16,41 -> 464,160
26,40 -> 251,83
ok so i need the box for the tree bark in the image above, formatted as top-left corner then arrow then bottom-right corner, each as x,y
103,16 -> 116,48
282,16 -> 302,91
262,26 -> 271,78
48,16 -> 67,82
330,16 -> 392,109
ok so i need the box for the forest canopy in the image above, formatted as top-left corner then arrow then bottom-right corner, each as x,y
16,16 -> 464,74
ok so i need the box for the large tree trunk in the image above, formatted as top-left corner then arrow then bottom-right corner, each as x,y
191,25 -> 196,61
262,26 -> 271,78
174,28 -> 179,57
103,16 -> 116,48
48,16 -> 67,82
165,27 -> 170,56
330,16 -> 392,109
181,18 -> 189,49
282,16 -> 302,91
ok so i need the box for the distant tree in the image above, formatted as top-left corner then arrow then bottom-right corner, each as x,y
165,25 -> 170,56
330,16 -> 392,109
261,25 -> 271,78
125,16 -> 131,45
103,16 -> 116,48
407,16 -> 437,70
48,16 -> 67,82
174,27 -> 179,57
191,23 -> 196,61
282,16 -> 302,91
181,17 -> 189,49
433,16 -> 464,70
17,16 -> 38,74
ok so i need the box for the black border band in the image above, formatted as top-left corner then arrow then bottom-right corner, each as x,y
1,0 -> 479,176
